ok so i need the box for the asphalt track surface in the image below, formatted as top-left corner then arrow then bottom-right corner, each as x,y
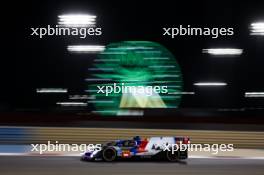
0,156 -> 263,175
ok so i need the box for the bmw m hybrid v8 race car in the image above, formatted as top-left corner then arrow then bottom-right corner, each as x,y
81,136 -> 190,162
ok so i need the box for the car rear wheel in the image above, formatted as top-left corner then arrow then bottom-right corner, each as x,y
102,147 -> 117,162
166,150 -> 179,162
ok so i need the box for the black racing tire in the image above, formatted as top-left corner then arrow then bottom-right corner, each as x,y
166,150 -> 180,162
102,147 -> 117,162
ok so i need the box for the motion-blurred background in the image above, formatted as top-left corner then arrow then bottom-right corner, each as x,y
0,1 -> 264,174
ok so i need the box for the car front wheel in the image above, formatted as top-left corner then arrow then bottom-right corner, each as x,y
102,147 -> 117,162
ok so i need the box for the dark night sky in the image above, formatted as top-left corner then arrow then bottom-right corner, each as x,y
1,0 -> 264,113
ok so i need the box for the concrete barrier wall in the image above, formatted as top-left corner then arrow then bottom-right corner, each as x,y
0,127 -> 263,148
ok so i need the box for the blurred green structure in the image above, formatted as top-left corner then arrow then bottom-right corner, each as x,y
87,41 -> 183,116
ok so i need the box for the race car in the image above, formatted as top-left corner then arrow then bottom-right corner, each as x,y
81,136 -> 190,162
